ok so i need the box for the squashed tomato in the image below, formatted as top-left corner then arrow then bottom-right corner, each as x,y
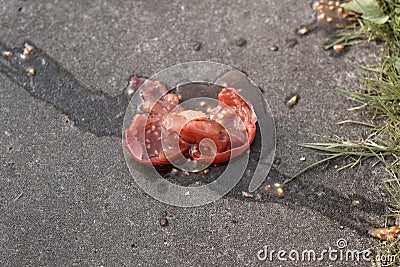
125,76 -> 257,166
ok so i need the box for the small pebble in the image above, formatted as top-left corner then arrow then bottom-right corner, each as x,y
171,168 -> 180,176
297,26 -> 309,36
20,54 -> 30,61
351,199 -> 361,207
3,51 -> 14,58
192,41 -> 201,51
270,45 -> 279,51
273,157 -> 282,166
241,191 -> 253,198
23,43 -> 35,55
286,94 -> 299,108
235,37 -> 247,47
277,188 -> 285,198
160,217 -> 169,227
125,86 -> 135,97
128,88 -> 135,95
318,13 -> 326,21
246,169 -> 253,177
264,183 -> 286,198
333,44 -> 345,53
27,67 -> 35,76
264,184 -> 272,192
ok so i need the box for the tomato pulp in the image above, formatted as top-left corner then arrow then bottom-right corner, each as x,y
125,77 -> 257,166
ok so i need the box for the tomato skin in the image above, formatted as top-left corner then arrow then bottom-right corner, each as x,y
178,120 -> 230,153
192,88 -> 257,164
217,88 -> 257,145
125,114 -> 170,166
125,79 -> 257,166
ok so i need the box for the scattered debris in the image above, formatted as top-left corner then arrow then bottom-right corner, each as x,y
171,168 -> 180,176
127,88 -> 135,96
264,183 -> 285,198
286,94 -> 299,108
351,199 -> 361,207
333,43 -> 345,53
192,41 -> 201,51
241,191 -> 254,198
160,217 -> 169,227
27,67 -> 35,76
270,45 -> 279,51
3,51 -> 14,58
23,43 -> 35,56
273,157 -> 282,166
20,54 -> 30,61
370,225 -> 400,242
297,26 -> 309,36
246,169 -> 253,177
276,188 -> 284,198
313,0 -> 352,28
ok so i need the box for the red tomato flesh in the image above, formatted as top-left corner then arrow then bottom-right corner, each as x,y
125,77 -> 257,166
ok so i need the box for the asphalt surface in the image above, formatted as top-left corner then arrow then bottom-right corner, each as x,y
0,0 -> 391,266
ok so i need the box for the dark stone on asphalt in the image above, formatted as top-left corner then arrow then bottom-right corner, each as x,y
160,218 -> 169,227
270,45 -> 279,51
192,41 -> 201,51
235,37 -> 247,47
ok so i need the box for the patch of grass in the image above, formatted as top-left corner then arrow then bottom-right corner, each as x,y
288,0 -> 400,264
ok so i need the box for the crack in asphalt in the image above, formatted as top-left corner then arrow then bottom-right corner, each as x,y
0,41 -> 130,137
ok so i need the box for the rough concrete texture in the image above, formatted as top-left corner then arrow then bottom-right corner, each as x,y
0,0 -> 390,266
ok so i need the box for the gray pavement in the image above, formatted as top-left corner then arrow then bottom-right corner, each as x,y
0,0 -> 390,266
